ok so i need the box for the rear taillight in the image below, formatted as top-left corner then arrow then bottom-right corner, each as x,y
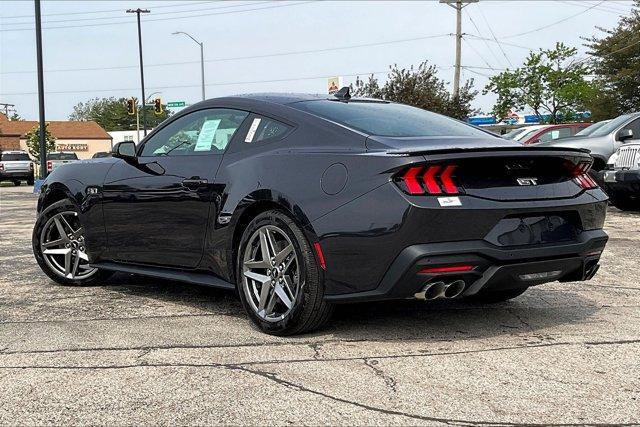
571,161 -> 598,189
46,161 -> 52,172
398,164 -> 462,195
29,163 -> 34,170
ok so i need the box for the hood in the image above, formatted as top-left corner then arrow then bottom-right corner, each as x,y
366,135 -> 520,153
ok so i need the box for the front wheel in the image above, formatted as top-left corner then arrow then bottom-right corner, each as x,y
237,210 -> 333,335
33,199 -> 113,286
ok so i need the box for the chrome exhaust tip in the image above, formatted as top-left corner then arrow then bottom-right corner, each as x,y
443,279 -> 466,299
423,281 -> 446,300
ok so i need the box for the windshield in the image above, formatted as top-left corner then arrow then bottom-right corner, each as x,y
589,114 -> 633,137
47,153 -> 78,160
292,100 -> 491,138
575,120 -> 609,137
503,128 -> 528,139
515,128 -> 544,142
1,153 -> 30,161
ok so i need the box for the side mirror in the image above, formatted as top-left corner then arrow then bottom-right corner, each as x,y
112,141 -> 137,160
618,129 -> 634,141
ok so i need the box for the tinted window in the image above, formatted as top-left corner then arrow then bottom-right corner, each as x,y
1,153 -> 30,161
244,117 -> 290,143
47,153 -> 78,160
141,108 -> 248,157
292,100 -> 490,138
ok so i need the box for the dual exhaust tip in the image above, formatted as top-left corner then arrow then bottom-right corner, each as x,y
415,280 -> 466,301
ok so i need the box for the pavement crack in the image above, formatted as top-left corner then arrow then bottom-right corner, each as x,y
363,358 -> 397,393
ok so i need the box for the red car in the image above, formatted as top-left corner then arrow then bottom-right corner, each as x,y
517,123 -> 590,145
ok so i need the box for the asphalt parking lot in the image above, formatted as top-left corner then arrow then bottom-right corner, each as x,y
0,184 -> 638,425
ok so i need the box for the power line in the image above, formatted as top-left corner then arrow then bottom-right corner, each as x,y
0,1 -> 216,19
500,1 -> 606,39
0,1 -> 316,32
2,1 -> 275,26
559,1 -> 632,15
464,9 -> 504,68
475,4 -> 512,67
0,33 -> 452,75
461,37 -> 497,71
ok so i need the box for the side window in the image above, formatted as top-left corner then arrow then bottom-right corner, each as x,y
623,119 -> 640,138
244,116 -> 290,144
538,128 -> 571,142
140,108 -> 248,156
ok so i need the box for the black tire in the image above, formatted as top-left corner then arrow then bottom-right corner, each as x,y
13,180 -> 21,186
27,176 -> 34,186
609,193 -> 640,211
236,210 -> 333,335
465,286 -> 529,303
33,199 -> 113,286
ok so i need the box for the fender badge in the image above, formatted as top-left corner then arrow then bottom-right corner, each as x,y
86,187 -> 99,195
437,196 -> 462,207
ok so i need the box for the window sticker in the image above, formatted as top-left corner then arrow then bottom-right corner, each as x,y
245,118 -> 262,142
194,119 -> 221,151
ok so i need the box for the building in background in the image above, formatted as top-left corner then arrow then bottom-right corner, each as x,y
0,113 -> 112,159
108,130 -> 148,145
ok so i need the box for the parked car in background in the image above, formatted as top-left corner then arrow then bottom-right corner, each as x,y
604,140 -> 640,210
502,127 -> 534,140
535,113 -> 640,171
574,120 -> 611,138
92,151 -> 112,159
520,123 -> 589,145
46,151 -> 79,173
0,150 -> 34,186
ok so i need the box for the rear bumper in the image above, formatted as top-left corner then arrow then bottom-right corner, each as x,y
324,229 -> 608,302
603,169 -> 640,194
0,171 -> 33,180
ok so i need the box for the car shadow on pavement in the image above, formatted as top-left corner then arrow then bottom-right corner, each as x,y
101,272 -> 599,341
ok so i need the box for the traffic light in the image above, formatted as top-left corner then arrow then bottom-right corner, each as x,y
126,98 -> 136,116
153,98 -> 163,115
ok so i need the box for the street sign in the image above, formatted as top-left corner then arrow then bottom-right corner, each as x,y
167,101 -> 186,108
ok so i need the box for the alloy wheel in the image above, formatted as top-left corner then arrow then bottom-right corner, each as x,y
242,225 -> 300,322
39,211 -> 97,280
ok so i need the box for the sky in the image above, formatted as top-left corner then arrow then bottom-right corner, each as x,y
0,0 -> 635,120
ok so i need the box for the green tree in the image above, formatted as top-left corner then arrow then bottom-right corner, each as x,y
25,123 -> 56,161
351,61 -> 478,120
484,42 -> 594,124
585,1 -> 640,121
69,97 -> 173,131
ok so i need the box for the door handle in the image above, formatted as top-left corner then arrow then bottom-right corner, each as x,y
182,178 -> 208,189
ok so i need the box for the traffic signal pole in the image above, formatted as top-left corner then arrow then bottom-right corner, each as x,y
34,0 -> 47,179
127,8 -> 150,136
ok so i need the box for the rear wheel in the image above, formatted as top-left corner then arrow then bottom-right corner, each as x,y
27,176 -> 34,186
465,286 -> 529,303
13,180 -> 21,186
33,199 -> 113,286
237,210 -> 333,335
609,193 -> 640,211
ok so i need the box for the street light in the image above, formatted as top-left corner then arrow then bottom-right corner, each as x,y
172,31 -> 205,101
127,8 -> 150,136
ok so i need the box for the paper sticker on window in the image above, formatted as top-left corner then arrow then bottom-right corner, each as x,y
245,118 -> 262,142
194,119 -> 221,151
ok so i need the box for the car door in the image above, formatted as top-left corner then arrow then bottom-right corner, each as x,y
102,108 -> 249,268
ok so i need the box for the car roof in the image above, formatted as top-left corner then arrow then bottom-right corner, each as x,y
1,150 -> 28,154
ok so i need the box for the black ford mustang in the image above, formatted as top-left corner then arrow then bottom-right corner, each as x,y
33,91 -> 609,335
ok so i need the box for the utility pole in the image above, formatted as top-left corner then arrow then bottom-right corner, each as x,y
34,0 -> 47,179
126,8 -> 150,136
440,0 -> 478,98
172,31 -> 205,101
0,103 -> 15,118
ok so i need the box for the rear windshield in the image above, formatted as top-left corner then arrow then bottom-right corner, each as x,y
47,153 -> 78,160
292,100 -> 490,138
1,153 -> 30,161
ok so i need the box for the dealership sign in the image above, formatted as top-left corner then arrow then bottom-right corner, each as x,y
56,143 -> 88,151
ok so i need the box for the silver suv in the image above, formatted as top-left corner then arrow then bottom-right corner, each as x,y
536,112 -> 640,171
0,151 -> 34,186
604,140 -> 640,211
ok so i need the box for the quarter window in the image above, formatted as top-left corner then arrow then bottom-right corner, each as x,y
244,116 -> 291,143
140,108 -> 248,156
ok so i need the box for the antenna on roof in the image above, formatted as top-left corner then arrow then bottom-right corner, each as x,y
333,86 -> 351,101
